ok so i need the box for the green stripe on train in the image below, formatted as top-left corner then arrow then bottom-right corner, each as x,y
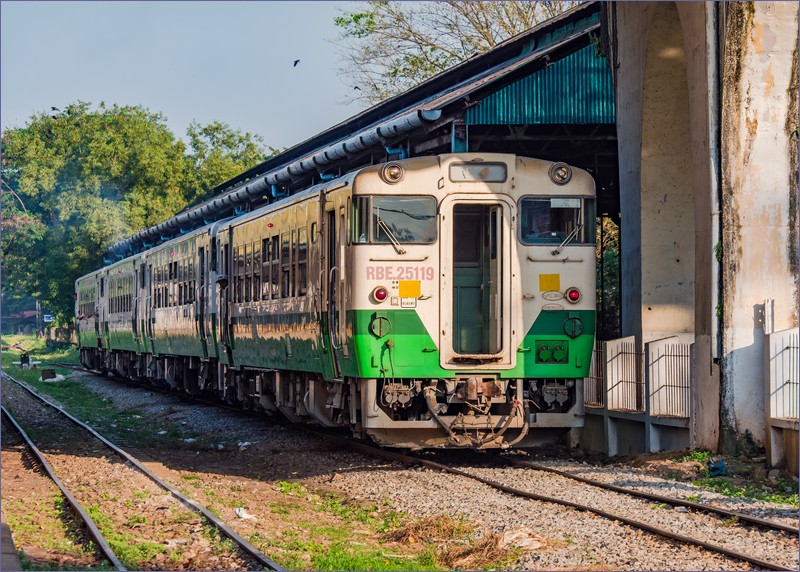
346,308 -> 595,379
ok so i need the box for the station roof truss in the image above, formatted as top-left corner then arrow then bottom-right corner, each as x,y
106,1 -> 616,261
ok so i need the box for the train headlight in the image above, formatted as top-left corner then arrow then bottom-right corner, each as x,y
552,344 -> 568,363
381,163 -> 405,184
372,286 -> 389,303
548,162 -> 572,185
565,287 -> 581,303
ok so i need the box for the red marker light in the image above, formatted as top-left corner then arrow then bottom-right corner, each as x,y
566,287 -> 581,303
373,287 -> 389,302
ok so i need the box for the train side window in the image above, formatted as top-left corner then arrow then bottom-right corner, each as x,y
244,243 -> 252,303
353,196 -> 369,242
261,238 -> 270,300
271,236 -> 280,299
281,232 -> 290,298
297,227 -> 308,296
232,246 -> 239,303
252,241 -> 261,302
291,230 -> 297,298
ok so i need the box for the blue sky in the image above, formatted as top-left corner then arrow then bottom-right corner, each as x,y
1,1 -> 368,150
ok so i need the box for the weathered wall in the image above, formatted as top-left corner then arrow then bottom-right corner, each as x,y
640,2 -> 696,340
720,1 -> 800,450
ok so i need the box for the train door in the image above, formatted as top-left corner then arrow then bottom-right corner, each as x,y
325,207 -> 341,378
132,262 -> 141,352
94,275 -> 101,345
218,229 -> 234,365
145,263 -> 154,352
440,197 -> 512,367
196,246 -> 208,357
322,194 -> 346,380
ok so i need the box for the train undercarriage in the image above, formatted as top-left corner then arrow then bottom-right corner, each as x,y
80,347 -> 583,449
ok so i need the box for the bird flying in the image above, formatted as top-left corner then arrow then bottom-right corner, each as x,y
293,59 -> 300,67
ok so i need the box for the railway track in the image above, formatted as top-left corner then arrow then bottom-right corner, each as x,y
1,371 -> 286,572
39,362 -> 799,569
310,431 -> 799,571
1,406 -> 124,571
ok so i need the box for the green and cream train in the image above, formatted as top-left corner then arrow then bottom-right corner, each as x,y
76,153 -> 596,448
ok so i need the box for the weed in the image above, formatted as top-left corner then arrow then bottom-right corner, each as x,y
650,503 -> 668,510
125,515 -> 147,527
682,450 -> 712,465
723,516 -> 740,527
276,481 -> 305,496
666,470 -> 683,480
685,493 -> 702,502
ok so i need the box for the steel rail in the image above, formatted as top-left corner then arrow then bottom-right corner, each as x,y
1,372 -> 286,572
499,456 -> 799,535
308,431 -> 795,571
1,405 -> 127,571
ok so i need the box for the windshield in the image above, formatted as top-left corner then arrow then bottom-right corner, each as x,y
519,197 -> 595,245
353,196 -> 437,244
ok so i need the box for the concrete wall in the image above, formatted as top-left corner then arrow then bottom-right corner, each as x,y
720,2 -> 799,450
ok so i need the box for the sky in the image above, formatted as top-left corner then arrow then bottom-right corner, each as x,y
1,0 -> 368,151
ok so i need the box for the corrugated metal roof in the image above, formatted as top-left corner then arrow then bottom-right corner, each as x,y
465,45 -> 615,125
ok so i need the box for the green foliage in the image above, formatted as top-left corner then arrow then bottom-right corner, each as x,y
276,481 -> 306,496
183,120 -> 275,203
1,102 -> 271,323
596,217 -> 621,339
334,1 -> 579,104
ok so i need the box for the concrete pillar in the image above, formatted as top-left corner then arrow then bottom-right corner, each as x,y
640,2 -> 696,341
720,2 -> 799,451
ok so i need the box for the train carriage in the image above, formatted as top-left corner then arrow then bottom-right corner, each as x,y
76,153 -> 596,449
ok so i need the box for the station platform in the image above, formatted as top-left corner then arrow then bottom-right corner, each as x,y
1,520 -> 22,571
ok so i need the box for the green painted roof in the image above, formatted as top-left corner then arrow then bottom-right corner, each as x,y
465,44 -> 615,125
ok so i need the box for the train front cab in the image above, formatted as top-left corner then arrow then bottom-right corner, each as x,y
349,154 -> 596,448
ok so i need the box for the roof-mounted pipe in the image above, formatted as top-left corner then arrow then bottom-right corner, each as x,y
105,107 -> 442,260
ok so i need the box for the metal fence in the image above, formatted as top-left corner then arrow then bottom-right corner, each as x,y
584,340 -> 605,407
767,328 -> 799,421
584,336 -> 693,418
647,340 -> 692,418
605,336 -> 644,412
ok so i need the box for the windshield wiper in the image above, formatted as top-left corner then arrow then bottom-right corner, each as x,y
551,224 -> 582,256
377,218 -> 406,255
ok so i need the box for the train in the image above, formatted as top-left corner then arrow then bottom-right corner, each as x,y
75,153 -> 596,449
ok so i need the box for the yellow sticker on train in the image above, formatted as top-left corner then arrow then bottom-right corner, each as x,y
539,274 -> 560,292
399,280 -> 421,298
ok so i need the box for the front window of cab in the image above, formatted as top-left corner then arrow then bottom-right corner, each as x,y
353,196 -> 437,244
519,196 -> 596,245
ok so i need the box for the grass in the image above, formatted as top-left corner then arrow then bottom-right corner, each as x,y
3,494 -> 103,567
85,505 -> 168,568
256,485 -> 517,572
1,335 -> 192,446
667,449 -> 800,508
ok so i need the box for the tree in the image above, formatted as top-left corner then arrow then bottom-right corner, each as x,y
334,1 -> 580,104
184,120 -> 276,204
1,102 -> 270,323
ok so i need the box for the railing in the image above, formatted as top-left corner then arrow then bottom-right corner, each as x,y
584,336 -> 693,419
584,340 -> 605,407
606,336 -> 644,412
766,328 -> 799,421
647,339 -> 692,418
